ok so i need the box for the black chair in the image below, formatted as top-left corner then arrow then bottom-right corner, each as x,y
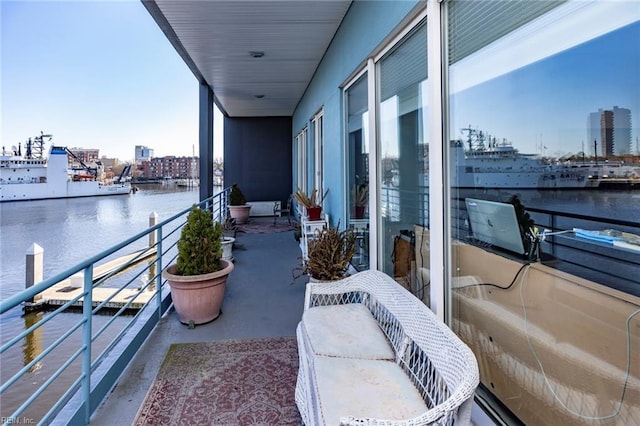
273,194 -> 293,226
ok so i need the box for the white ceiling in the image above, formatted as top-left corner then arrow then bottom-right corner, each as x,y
146,1 -> 353,117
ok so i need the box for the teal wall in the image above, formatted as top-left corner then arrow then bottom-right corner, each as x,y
292,0 -> 420,227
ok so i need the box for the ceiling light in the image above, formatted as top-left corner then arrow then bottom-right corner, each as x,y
249,51 -> 265,58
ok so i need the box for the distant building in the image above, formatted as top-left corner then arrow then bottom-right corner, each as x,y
588,107 -> 632,157
68,147 -> 100,166
612,106 -> 632,155
135,145 -> 154,163
140,156 -> 198,180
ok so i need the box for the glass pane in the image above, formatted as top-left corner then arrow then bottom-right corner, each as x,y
447,1 -> 640,424
346,74 -> 370,270
378,22 -> 429,302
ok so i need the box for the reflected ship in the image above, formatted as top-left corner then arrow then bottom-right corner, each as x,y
448,128 -> 640,189
1,133 -> 131,202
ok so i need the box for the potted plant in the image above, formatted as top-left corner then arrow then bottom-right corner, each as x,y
303,225 -> 356,281
228,183 -> 251,224
221,235 -> 235,262
162,206 -> 234,325
294,187 -> 328,221
352,183 -> 368,219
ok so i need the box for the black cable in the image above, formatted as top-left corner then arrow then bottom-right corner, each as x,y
456,261 -> 532,291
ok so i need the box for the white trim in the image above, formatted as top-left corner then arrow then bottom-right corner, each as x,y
367,58 -> 379,271
427,0 -> 445,322
343,67 -> 368,92
296,127 -> 308,192
312,110 -> 324,194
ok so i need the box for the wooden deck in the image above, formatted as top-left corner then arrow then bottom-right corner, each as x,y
28,247 -> 157,311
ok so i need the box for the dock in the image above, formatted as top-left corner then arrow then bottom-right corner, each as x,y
28,247 -> 158,312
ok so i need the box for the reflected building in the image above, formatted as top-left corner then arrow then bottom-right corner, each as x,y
588,106 -> 632,157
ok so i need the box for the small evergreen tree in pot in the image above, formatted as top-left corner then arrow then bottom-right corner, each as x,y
228,183 -> 251,224
176,206 -> 223,275
229,183 -> 247,206
163,206 -> 234,325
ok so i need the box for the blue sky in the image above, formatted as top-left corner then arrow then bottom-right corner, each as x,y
2,0 -> 223,162
450,18 -> 640,158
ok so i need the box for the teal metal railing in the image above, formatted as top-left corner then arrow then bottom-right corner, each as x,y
0,188 -> 230,425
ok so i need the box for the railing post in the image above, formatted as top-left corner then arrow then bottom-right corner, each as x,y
149,212 -> 158,292
156,228 -> 163,321
149,212 -> 158,247
82,264 -> 93,424
25,243 -> 44,304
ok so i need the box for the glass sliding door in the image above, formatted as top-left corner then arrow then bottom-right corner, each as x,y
346,73 -> 369,270
296,128 -> 308,194
377,21 -> 429,301
446,1 -> 640,424
312,110 -> 324,194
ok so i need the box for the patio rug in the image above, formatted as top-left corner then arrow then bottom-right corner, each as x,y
239,220 -> 298,234
133,337 -> 302,426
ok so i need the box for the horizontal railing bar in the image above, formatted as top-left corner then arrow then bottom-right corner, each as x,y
92,282 -> 155,341
91,293 -> 161,370
39,351 -> 87,425
0,196 -> 215,314
90,245 -> 156,290
1,190 -> 230,425
91,252 -> 155,314
0,319 -> 85,394
0,288 -> 88,355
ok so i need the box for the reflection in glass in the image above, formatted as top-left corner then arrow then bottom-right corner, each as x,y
377,22 -> 428,298
346,74 -> 370,270
447,2 -> 640,424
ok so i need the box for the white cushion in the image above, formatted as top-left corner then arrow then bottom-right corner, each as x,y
302,303 -> 395,360
314,356 -> 428,424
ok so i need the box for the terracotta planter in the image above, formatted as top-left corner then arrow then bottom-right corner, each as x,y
163,259 -> 234,325
229,204 -> 251,224
306,206 -> 322,221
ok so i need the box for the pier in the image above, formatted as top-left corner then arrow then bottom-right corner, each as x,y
25,246 -> 157,312
24,212 -> 161,313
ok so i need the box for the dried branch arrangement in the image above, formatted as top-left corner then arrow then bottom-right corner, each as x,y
304,226 -> 356,281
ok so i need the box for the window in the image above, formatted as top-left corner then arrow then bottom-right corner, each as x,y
312,111 -> 324,193
345,72 -> 370,270
296,128 -> 308,194
377,21 -> 429,298
446,2 -> 640,424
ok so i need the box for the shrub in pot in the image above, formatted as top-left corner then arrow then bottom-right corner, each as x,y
304,225 -> 356,281
162,206 -> 234,325
228,183 -> 251,224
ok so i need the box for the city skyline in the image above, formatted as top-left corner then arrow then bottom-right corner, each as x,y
2,1 -> 224,162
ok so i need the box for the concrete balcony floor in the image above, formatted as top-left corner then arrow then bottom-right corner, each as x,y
90,217 -> 494,425
91,218 -> 307,425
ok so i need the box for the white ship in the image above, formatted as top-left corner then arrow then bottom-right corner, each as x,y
1,133 -> 131,202
448,128 -> 640,189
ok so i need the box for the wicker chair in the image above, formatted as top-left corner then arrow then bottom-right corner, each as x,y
295,270 -> 479,425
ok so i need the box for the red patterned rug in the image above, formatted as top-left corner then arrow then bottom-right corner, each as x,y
134,337 -> 301,426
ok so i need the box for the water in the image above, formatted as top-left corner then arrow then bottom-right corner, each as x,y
1,185 -> 200,300
0,185 -> 200,421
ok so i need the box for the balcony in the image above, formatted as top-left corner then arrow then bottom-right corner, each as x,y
89,217 -> 307,425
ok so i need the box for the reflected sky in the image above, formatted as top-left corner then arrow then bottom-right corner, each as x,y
451,20 -> 639,157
